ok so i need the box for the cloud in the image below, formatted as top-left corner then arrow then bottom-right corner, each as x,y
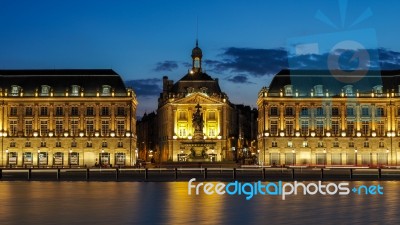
154,60 -> 178,72
226,74 -> 254,84
125,78 -> 161,97
205,47 -> 400,77
206,48 -> 288,77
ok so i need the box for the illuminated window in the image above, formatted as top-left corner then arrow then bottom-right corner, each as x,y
101,120 -> 110,136
287,141 -> 293,148
9,120 -> 17,136
117,120 -> 125,136
25,120 -> 33,136
101,85 -> 111,96
332,121 -> 339,136
208,112 -> 216,120
301,120 -> 309,136
270,121 -> 278,136
285,121 -> 294,136
70,119 -> 78,136
40,85 -> 50,96
364,141 -> 369,148
347,121 -> 355,136
86,120 -> 94,136
343,85 -> 353,96
377,121 -> 385,136
284,85 -> 293,96
302,140 -> 308,147
40,120 -> 48,136
10,107 -> 17,116
11,85 -> 21,96
316,121 -> 324,136
71,85 -> 80,96
179,111 -> 187,120
271,141 -> 278,147
55,120 -> 63,136
361,121 -> 370,136
314,85 -> 323,96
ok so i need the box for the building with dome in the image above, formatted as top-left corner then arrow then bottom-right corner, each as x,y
257,69 -> 400,167
0,69 -> 138,167
156,41 -> 253,162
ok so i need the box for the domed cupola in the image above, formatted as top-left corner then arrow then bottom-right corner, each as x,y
191,40 -> 202,73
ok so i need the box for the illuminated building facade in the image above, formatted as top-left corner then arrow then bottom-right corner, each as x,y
258,69 -> 400,167
0,69 -> 138,167
157,41 -> 237,162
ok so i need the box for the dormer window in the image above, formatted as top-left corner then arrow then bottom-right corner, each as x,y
11,85 -> 21,96
71,85 -> 80,96
187,87 -> 194,94
284,85 -> 293,96
314,85 -> 323,96
343,85 -> 353,96
40,85 -> 50,96
101,85 -> 111,96
200,87 -> 208,94
373,85 -> 383,94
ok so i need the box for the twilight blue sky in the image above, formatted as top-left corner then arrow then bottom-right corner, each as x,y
1,0 -> 400,117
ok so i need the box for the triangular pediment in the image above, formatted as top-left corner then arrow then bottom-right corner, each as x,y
174,93 -> 224,105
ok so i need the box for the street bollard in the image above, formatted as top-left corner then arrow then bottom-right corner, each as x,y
28,168 -> 32,180
262,168 -> 266,180
321,168 -> 324,180
86,168 -> 90,180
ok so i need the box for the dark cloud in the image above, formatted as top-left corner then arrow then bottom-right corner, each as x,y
226,74 -> 253,84
205,47 -> 400,77
154,60 -> 178,72
207,48 -> 288,77
125,78 -> 161,97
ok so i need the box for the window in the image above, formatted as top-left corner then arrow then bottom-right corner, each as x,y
117,121 -> 125,136
101,107 -> 109,116
102,141 -> 108,148
316,121 -> 324,136
346,107 -> 354,116
101,85 -> 111,96
55,106 -> 63,116
270,107 -> 278,116
179,127 -> 187,137
302,140 -> 309,147
301,120 -> 309,136
71,85 -> 80,96
55,120 -> 63,136
270,121 -> 278,136
373,85 -> 383,94
377,121 -> 385,137
316,107 -> 324,116
343,85 -> 353,95
70,119 -> 79,136
9,120 -> 17,136
332,121 -> 339,136
179,111 -> 187,120
376,107 -> 384,117
284,85 -> 293,96
86,141 -> 92,148
361,121 -> 370,136
285,121 -> 294,136
25,141 -> 31,147
349,141 -> 354,148
318,141 -> 324,148
86,107 -> 94,116
101,120 -> 110,136
117,107 -> 125,116
56,141 -> 62,148
347,121 -> 355,136
364,141 -> 369,148
40,107 -> 48,116
11,85 -> 21,96
71,107 -> 79,116
379,141 -> 384,148
271,141 -> 278,147
40,121 -> 48,136
10,141 -> 16,148
287,141 -> 293,148
86,120 -> 94,136
25,120 -> 33,136
40,85 -> 50,96
314,85 -> 323,96
71,140 -> 77,148
361,107 -> 369,117
333,141 -> 339,148
41,141 -> 46,147
117,141 -> 123,148
301,107 -> 309,116
331,107 -> 339,116
207,111 -> 216,120
10,107 -> 17,116
25,107 -> 33,116
285,107 -> 294,116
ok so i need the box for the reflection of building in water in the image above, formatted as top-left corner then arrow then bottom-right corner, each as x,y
156,41 -> 251,162
258,69 -> 400,167
0,69 -> 138,167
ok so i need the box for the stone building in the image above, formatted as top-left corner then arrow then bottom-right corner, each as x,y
0,69 -> 138,167
258,69 -> 400,167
